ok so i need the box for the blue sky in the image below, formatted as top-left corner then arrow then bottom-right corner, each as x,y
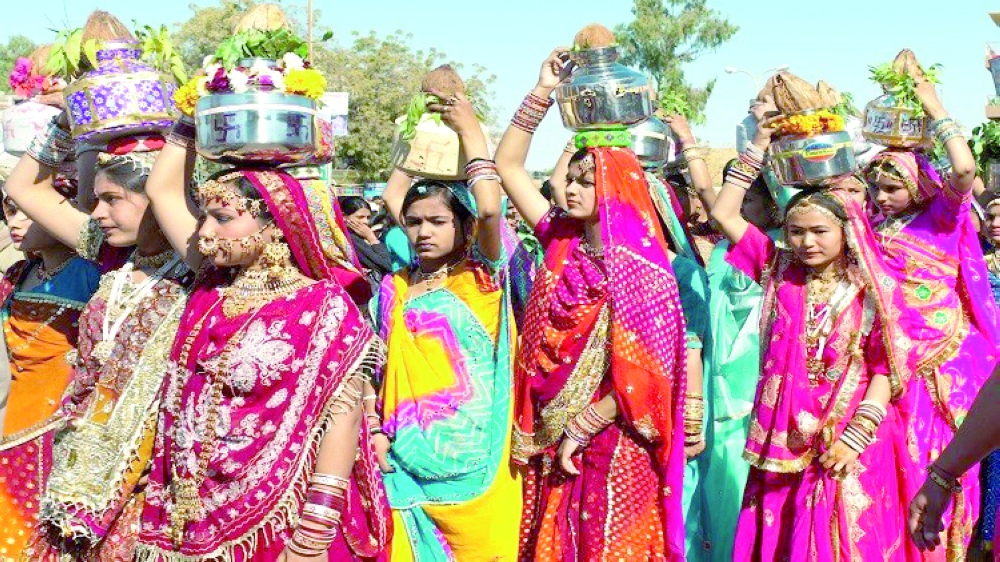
3,1 -> 999,169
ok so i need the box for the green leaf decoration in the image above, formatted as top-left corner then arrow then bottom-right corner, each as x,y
830,92 -> 859,118
65,30 -> 83,75
868,61 -> 942,118
83,39 -> 99,70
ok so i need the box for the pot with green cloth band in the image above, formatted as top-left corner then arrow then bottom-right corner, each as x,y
767,130 -> 857,186
862,94 -> 929,149
574,129 -> 632,150
556,46 -> 654,131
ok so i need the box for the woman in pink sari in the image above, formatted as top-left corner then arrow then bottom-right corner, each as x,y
710,108 -> 921,560
866,78 -> 1000,558
132,119 -> 390,561
496,48 -> 689,561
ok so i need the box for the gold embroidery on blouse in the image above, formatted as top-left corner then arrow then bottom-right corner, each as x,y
512,304 -> 610,462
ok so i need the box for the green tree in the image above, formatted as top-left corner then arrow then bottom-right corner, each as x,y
0,35 -> 40,94
615,0 -> 738,124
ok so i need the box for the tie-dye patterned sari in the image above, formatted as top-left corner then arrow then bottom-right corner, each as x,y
375,245 -> 521,561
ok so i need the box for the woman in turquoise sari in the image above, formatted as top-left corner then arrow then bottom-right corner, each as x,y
641,114 -> 716,561
370,91 -> 521,561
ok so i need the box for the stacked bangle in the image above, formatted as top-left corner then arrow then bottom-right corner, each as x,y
511,92 -> 553,134
166,115 -> 197,150
684,393 -> 705,446
725,144 -> 765,190
365,412 -> 385,437
682,145 -> 707,164
27,118 -> 75,168
465,158 -> 501,188
838,400 -> 887,454
287,473 -> 351,556
929,117 -> 964,145
927,464 -> 963,494
563,404 -> 613,447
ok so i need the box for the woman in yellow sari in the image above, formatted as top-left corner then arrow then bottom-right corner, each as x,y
370,92 -> 522,561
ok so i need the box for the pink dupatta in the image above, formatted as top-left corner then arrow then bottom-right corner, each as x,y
137,170 -> 390,561
728,190 -> 916,472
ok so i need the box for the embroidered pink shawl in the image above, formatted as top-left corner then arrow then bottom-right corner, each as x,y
726,190 -> 916,472
868,150 -> 1000,350
137,170 -> 390,561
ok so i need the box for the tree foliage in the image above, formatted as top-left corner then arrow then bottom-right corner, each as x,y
615,0 -> 737,124
171,1 -> 495,181
0,35 -> 40,94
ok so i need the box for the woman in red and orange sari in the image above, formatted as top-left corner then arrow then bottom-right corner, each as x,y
496,48 -> 688,561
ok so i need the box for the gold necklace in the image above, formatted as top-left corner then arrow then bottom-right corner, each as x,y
36,255 -> 74,281
132,248 -> 175,270
219,267 -> 310,318
804,261 -> 848,383
413,259 -> 461,285
169,297 -> 259,546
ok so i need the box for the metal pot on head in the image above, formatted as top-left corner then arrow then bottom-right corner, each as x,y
555,46 -> 654,131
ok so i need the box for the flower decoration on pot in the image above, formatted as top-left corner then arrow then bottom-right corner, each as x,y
188,4 -> 333,165
765,72 -> 857,186
173,39 -> 328,117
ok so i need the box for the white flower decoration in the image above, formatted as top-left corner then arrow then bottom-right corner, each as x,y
195,76 -> 211,97
281,52 -> 305,71
204,63 -> 222,78
202,55 -> 217,69
228,69 -> 250,94
249,59 -> 272,77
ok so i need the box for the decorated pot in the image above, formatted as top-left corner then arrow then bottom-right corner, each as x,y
390,113 -> 492,180
555,46 -> 654,131
62,42 -> 177,142
195,90 -> 318,164
630,116 -> 679,170
990,56 -> 1000,98
862,94 -> 929,149
2,100 -> 61,155
767,130 -> 857,186
762,166 -> 803,214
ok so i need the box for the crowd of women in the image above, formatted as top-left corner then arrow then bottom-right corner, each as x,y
1,8 -> 1000,562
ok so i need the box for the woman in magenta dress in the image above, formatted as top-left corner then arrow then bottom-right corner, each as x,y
866,77 -> 1000,558
711,108 -> 920,560
131,117 -> 389,561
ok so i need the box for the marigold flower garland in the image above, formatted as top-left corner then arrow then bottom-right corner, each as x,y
772,110 -> 845,137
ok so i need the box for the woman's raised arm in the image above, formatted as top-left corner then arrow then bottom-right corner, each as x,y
496,48 -> 571,229
146,119 -> 202,269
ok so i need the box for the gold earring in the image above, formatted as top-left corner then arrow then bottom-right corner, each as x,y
261,240 -> 292,279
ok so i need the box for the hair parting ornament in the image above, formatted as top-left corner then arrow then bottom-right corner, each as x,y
96,151 -> 156,175
868,159 -> 920,201
785,194 -> 846,227
197,171 -> 265,217
578,153 -> 595,173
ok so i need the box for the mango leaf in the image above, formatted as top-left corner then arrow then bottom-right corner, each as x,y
65,30 -> 83,74
83,39 -> 99,69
